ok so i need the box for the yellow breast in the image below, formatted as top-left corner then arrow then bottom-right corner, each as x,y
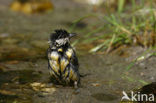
49,60 -> 59,74
66,48 -> 73,60
50,51 -> 59,60
49,51 -> 60,74
60,57 -> 69,73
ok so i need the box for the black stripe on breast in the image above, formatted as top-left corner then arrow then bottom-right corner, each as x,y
48,61 -> 60,78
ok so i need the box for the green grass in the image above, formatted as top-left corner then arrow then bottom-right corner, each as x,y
69,0 -> 156,53
117,0 -> 125,13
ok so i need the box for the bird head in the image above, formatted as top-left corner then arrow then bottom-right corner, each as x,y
49,29 -> 76,49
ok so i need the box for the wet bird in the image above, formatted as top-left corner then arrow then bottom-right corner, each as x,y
47,29 -> 80,88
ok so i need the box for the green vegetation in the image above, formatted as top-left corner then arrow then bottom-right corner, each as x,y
70,0 -> 156,53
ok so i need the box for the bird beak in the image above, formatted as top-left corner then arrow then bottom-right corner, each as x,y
69,33 -> 77,38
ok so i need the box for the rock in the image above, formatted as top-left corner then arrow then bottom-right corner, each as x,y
41,88 -> 56,93
30,82 -> 46,88
140,82 -> 156,100
30,82 -> 56,94
91,83 -> 100,87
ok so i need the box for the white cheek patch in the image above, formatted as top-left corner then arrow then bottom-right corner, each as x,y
51,51 -> 59,60
56,38 -> 69,46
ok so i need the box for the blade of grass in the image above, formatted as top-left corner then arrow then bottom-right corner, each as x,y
89,40 -> 110,53
122,75 -> 135,82
104,15 -> 132,36
131,0 -> 136,11
138,80 -> 148,85
125,48 -> 152,70
106,34 -> 116,53
132,16 -> 137,32
71,39 -> 79,47
118,0 -> 125,13
125,61 -> 136,70
141,0 -> 145,7
122,75 -> 148,85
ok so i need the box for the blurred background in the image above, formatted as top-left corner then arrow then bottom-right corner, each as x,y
0,0 -> 156,103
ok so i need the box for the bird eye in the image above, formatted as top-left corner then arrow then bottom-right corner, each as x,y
55,42 -> 58,45
55,42 -> 59,46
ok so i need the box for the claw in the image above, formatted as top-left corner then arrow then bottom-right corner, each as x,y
73,81 -> 80,94
74,81 -> 78,89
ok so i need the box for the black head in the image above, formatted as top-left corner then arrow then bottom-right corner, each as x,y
49,29 -> 76,49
